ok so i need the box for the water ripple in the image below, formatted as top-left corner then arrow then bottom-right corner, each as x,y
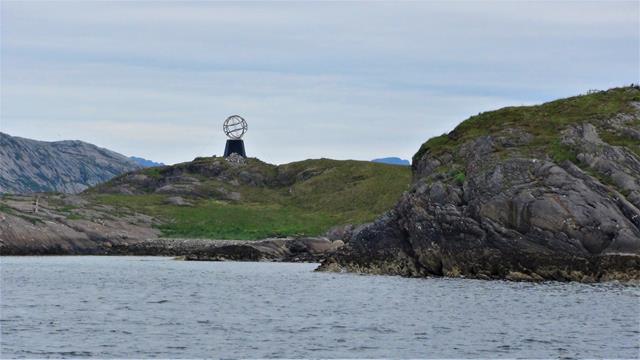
1,256 -> 638,358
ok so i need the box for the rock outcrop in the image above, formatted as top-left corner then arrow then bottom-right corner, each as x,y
93,156 -> 350,196
319,87 -> 640,282
0,132 -> 141,194
0,194 -> 343,261
1,157 -> 410,253
0,194 -> 159,255
112,237 -> 344,262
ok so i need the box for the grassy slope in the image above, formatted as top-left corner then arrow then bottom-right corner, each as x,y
91,159 -> 411,240
413,87 -> 640,165
86,88 -> 638,240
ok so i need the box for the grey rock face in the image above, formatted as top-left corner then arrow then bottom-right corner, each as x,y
0,133 -> 141,194
320,93 -> 640,282
562,122 -> 640,208
0,194 -> 160,255
165,196 -> 193,206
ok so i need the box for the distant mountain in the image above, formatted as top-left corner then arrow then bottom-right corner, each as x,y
0,132 -> 141,194
371,157 -> 410,166
130,156 -> 164,168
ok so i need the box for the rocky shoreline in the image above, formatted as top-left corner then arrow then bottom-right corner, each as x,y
0,194 -> 343,261
2,233 -> 345,263
2,88 -> 640,283
109,237 -> 344,262
317,88 -> 640,283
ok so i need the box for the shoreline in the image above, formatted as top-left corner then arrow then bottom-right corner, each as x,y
0,236 -> 345,263
3,241 -> 639,285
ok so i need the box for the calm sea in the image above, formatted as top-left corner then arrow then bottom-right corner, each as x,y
1,256 -> 638,358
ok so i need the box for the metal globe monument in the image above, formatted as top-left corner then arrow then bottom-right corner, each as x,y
223,115 -> 248,140
223,115 -> 248,158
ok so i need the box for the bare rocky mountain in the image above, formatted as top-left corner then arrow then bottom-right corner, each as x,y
371,157 -> 410,166
319,86 -> 640,282
0,132 -> 141,194
129,156 -> 164,168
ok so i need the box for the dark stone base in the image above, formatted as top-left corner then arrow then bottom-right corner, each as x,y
224,139 -> 246,157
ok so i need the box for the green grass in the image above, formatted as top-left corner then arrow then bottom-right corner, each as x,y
65,213 -> 86,220
159,203 -> 338,239
413,87 -> 640,164
87,87 -> 638,239
0,201 -> 16,215
549,140 -> 578,164
95,195 -> 337,239
453,171 -> 466,185
142,167 -> 163,178
600,130 -> 640,157
91,159 -> 411,240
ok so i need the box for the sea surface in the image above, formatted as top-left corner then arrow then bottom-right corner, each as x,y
1,256 -> 639,358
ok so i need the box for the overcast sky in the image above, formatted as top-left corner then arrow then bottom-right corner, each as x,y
1,1 -> 638,165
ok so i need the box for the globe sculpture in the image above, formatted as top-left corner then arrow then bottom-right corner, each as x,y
223,115 -> 248,140
223,115 -> 248,158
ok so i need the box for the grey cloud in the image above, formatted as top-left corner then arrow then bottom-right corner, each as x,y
1,1 -> 638,164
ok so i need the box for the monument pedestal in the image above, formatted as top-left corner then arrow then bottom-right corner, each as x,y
224,139 -> 246,157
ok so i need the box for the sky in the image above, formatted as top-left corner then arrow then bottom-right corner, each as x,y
1,1 -> 638,165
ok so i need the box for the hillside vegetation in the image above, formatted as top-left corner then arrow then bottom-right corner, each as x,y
414,87 -> 640,165
87,158 -> 411,239
412,87 -> 640,194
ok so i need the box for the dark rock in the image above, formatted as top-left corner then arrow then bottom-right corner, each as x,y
113,237 -> 344,262
319,90 -> 640,282
325,224 -> 355,242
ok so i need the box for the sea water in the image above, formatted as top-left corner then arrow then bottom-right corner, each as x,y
1,256 -> 638,358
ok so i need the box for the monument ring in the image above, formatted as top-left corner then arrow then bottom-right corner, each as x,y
223,115 -> 248,140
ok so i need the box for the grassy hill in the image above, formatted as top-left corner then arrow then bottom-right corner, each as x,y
411,86 -> 640,193
322,86 -> 640,282
87,158 -> 411,239
414,86 -> 640,164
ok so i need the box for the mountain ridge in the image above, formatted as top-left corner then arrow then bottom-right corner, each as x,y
0,132 -> 141,194
371,157 -> 410,166
130,156 -> 164,168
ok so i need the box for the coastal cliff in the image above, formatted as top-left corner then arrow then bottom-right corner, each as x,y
319,87 -> 640,282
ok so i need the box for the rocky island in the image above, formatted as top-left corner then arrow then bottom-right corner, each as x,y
319,86 -> 640,282
1,87 -> 639,282
0,157 -> 409,261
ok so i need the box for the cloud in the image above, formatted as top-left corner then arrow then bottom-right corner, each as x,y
1,1 -> 638,164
